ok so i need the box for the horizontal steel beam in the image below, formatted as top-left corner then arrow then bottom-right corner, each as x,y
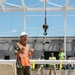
0,60 -> 75,64
0,7 -> 75,12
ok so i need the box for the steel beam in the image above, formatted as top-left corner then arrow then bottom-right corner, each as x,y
0,7 -> 75,12
0,60 -> 75,64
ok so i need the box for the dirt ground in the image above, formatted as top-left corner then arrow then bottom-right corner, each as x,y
0,64 -> 75,75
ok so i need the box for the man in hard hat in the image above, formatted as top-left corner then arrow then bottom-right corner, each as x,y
14,32 -> 34,75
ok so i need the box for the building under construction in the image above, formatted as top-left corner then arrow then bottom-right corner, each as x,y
0,0 -> 75,75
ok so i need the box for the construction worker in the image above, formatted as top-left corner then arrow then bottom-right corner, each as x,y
58,48 -> 66,69
58,48 -> 65,60
14,32 -> 34,75
49,53 -> 56,75
37,55 -> 45,75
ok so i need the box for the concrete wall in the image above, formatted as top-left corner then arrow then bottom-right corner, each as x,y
0,37 -> 75,59
0,64 -> 16,75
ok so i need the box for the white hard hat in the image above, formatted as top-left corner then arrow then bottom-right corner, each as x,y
20,32 -> 27,37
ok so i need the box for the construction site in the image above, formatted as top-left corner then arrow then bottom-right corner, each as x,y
0,0 -> 75,75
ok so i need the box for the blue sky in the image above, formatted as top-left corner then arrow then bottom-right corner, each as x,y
0,0 -> 75,37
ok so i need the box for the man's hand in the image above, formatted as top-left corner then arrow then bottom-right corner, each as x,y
30,48 -> 34,54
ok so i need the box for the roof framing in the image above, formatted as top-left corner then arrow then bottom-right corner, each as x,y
0,0 -> 75,12
0,6 -> 75,12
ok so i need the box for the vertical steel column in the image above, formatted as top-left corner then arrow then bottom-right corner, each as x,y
64,9 -> 66,59
24,12 -> 26,32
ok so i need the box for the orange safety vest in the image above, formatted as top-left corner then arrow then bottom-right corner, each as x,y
16,42 -> 32,66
